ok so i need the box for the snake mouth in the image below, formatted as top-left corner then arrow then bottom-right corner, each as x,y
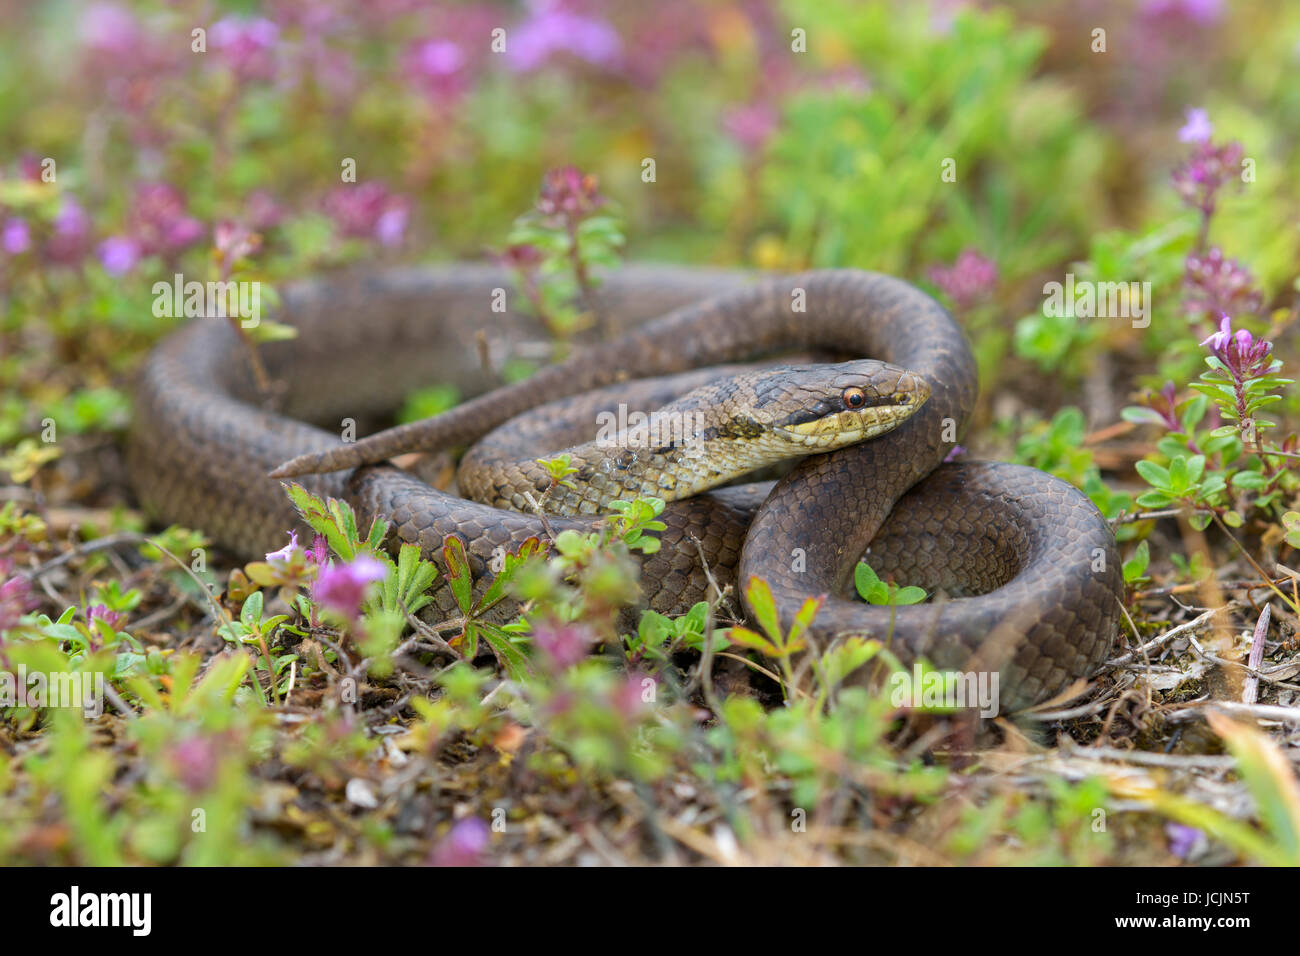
775,372 -> 931,448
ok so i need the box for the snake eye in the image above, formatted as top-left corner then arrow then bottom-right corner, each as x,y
842,387 -> 867,409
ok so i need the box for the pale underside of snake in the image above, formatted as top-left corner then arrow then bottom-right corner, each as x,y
127,265 -> 1123,711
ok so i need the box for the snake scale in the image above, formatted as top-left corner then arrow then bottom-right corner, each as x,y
127,265 -> 1122,711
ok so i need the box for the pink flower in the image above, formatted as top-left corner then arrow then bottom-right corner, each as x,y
170,735 -> 218,793
86,604 -> 127,632
374,206 -> 409,248
323,182 -> 411,245
531,620 -> 593,670
508,1 -> 621,73
927,249 -> 998,310
1140,0 -> 1223,26
314,556 -> 386,621
79,3 -> 140,56
536,166 -> 603,221
210,17 -> 280,82
308,534 -> 329,567
129,183 -> 205,256
265,530 -> 301,563
1172,140 -> 1245,215
1183,247 -> 1262,318
1178,107 -> 1213,144
214,221 -> 262,266
97,236 -> 141,275
244,190 -> 284,231
722,104 -> 778,153
1200,313 -> 1273,379
1165,821 -> 1205,858
1,557 -> 38,632
405,39 -> 468,101
2,218 -> 30,255
46,198 -> 92,266
430,817 -> 491,867
498,244 -> 543,271
612,673 -> 651,719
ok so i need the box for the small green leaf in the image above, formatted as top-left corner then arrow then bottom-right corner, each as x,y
442,536 -> 474,614
744,576 -> 783,643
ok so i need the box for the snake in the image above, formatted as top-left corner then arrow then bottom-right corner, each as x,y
127,265 -> 1122,711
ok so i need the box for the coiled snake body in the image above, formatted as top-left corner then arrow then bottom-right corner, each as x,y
128,266 -> 1121,711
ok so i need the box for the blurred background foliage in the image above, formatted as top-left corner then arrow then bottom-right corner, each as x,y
2,0 -> 1296,402
3,0 -> 1300,867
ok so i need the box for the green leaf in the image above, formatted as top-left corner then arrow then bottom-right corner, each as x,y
442,536 -> 474,614
893,586 -> 928,605
1122,540 -> 1150,584
476,622 -> 534,682
854,562 -> 881,599
240,591 -> 264,629
1120,406 -> 1167,427
785,594 -> 825,651
1134,460 -> 1170,489
744,576 -> 783,643
1135,491 -> 1172,508
1230,470 -> 1269,490
727,626 -> 779,657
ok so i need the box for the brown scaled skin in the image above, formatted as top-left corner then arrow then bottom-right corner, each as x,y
128,266 -> 1122,712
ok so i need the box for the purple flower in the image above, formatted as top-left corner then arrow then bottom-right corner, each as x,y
536,166 -> 603,221
308,534 -> 329,567
313,555 -> 386,621
430,817 -> 491,867
1178,107 -> 1213,144
213,221 -> 262,268
46,198 -> 92,266
942,444 -> 967,463
508,1 -> 622,73
79,3 -> 140,56
129,183 -> 204,256
1200,313 -> 1273,379
1172,140 -> 1245,216
405,39 -> 468,101
1184,247 -> 1262,318
1165,822 -> 1205,859
927,249 -> 998,310
2,218 -> 30,255
210,17 -> 280,82
612,673 -> 651,719
18,154 -> 44,183
1147,381 -> 1183,432
86,604 -> 127,632
722,104 -> 778,153
498,243 -> 543,271
244,190 -> 284,231
531,620 -> 592,670
265,530 -> 301,563
170,735 -> 218,793
323,182 -> 411,245
1141,0 -> 1223,25
0,559 -> 37,632
374,206 -> 409,248
98,236 -> 141,275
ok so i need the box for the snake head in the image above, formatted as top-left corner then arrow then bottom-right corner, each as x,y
756,360 -> 930,450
